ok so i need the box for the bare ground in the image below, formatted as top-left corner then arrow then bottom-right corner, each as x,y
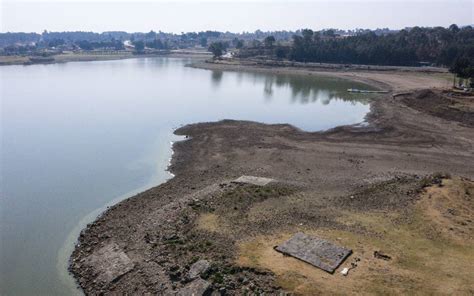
69,64 -> 474,295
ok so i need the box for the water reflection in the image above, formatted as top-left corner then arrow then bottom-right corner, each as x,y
210,69 -> 373,105
211,70 -> 223,88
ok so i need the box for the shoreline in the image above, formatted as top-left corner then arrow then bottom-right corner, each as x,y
59,134 -> 184,295
69,62 -> 473,295
189,59 -> 452,92
0,51 -> 211,66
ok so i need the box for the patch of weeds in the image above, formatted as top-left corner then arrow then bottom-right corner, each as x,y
221,264 -> 239,275
211,272 -> 224,284
189,256 -> 200,265
420,172 -> 451,189
218,184 -> 296,211
164,239 -> 184,245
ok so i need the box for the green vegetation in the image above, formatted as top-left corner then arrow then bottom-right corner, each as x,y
264,35 -> 276,48
1,25 -> 472,75
240,25 -> 474,69
132,40 -> 145,53
76,39 -> 124,50
450,56 -> 474,86
208,41 -> 227,58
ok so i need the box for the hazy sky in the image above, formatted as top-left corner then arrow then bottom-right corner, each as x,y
1,0 -> 473,33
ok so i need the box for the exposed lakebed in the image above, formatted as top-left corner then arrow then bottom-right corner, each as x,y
1,57 -> 374,295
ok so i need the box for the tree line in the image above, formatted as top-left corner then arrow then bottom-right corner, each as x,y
0,30 -> 295,49
236,25 -> 473,76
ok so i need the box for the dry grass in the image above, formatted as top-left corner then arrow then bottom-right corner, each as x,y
236,177 -> 474,295
196,213 -> 221,233
0,55 -> 29,65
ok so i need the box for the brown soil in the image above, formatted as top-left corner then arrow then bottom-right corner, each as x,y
400,89 -> 474,127
69,64 -> 474,295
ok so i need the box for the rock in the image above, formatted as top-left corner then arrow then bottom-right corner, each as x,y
374,250 -> 391,261
188,260 -> 211,280
169,270 -> 182,282
83,242 -> 134,284
232,175 -> 274,186
341,267 -> 349,276
177,278 -> 211,296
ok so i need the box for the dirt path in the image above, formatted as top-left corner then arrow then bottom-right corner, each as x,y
70,64 -> 473,295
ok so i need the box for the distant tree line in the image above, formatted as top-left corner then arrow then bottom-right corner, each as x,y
239,25 -> 473,72
76,40 -> 124,50
2,26 -> 472,80
0,30 -> 295,49
0,32 -> 39,47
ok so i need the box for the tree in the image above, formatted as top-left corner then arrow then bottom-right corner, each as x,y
145,30 -> 156,40
275,46 -> 288,59
232,37 -> 239,47
449,24 -> 460,34
264,36 -> 276,48
146,39 -> 164,49
235,39 -> 244,49
208,42 -> 226,58
133,40 -> 145,53
450,56 -> 474,82
48,38 -> 65,48
251,39 -> 262,48
76,40 -> 93,50
322,29 -> 335,37
279,25 -> 474,67
200,37 -> 208,47
302,29 -> 314,41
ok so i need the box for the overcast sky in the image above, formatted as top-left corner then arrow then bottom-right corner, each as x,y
1,0 -> 473,33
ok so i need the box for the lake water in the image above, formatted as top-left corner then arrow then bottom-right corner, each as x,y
0,57 -> 372,295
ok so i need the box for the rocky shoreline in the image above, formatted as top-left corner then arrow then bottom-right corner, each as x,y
69,63 -> 474,294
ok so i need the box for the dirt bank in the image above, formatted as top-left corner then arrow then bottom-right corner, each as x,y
190,59 -> 452,92
69,66 -> 473,294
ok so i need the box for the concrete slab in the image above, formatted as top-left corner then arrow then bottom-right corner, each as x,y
187,259 -> 210,280
233,175 -> 274,186
275,232 -> 352,273
85,242 -> 134,283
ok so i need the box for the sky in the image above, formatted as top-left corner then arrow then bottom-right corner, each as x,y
1,0 -> 473,33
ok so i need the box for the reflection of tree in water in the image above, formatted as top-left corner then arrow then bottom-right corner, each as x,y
145,57 -> 170,68
250,72 -> 371,105
211,70 -> 223,88
263,77 -> 273,99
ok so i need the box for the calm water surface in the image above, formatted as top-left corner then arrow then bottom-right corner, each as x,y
0,57 -> 373,295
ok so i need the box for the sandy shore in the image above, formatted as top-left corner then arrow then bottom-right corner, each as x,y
70,62 -> 473,295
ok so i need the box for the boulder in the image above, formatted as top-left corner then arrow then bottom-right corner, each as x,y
188,260 -> 210,280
